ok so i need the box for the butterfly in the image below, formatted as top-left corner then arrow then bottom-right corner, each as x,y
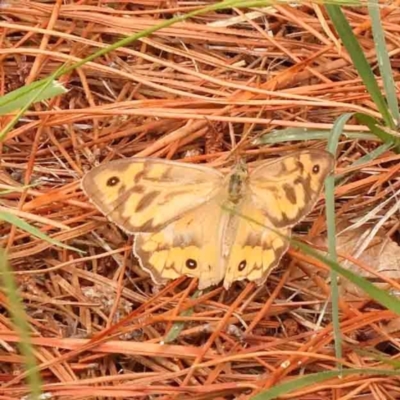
82,150 -> 334,290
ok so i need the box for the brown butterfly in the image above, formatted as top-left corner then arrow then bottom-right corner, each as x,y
82,150 -> 334,289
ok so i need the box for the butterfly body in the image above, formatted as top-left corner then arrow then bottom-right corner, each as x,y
82,150 -> 334,289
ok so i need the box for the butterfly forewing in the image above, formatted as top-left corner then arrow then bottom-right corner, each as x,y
248,150 -> 334,228
82,158 -> 224,233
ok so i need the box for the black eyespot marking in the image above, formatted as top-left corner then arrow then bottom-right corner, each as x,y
312,164 -> 320,174
106,176 -> 120,187
238,260 -> 247,272
186,259 -> 197,270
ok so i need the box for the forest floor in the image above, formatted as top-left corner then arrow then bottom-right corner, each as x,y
1,1 -> 400,399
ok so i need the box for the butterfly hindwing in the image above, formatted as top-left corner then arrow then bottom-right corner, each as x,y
134,200 -> 227,289
223,201 -> 290,289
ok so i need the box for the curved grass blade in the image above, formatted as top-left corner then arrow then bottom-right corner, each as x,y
325,113 -> 354,371
293,237 -> 400,313
355,113 -> 400,150
250,368 -> 400,400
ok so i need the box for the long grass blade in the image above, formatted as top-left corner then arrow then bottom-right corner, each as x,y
0,250 -> 42,398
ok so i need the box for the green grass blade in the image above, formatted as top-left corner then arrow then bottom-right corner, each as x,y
293,237 -> 400,314
353,347 -> 400,369
254,128 -> 375,145
0,182 -> 39,195
164,290 -> 202,343
250,368 -> 400,400
0,80 -> 67,114
0,250 -> 42,398
368,0 -> 400,124
334,141 -> 393,188
355,113 -> 400,151
325,113 -> 354,371
0,211 -> 83,253
0,74 -> 67,142
325,5 -> 394,130
349,142 -> 393,168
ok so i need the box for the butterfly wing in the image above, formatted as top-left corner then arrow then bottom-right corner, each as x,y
248,150 -> 334,227
82,158 -> 224,233
134,199 -> 228,289
223,203 -> 290,289
223,150 -> 334,289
